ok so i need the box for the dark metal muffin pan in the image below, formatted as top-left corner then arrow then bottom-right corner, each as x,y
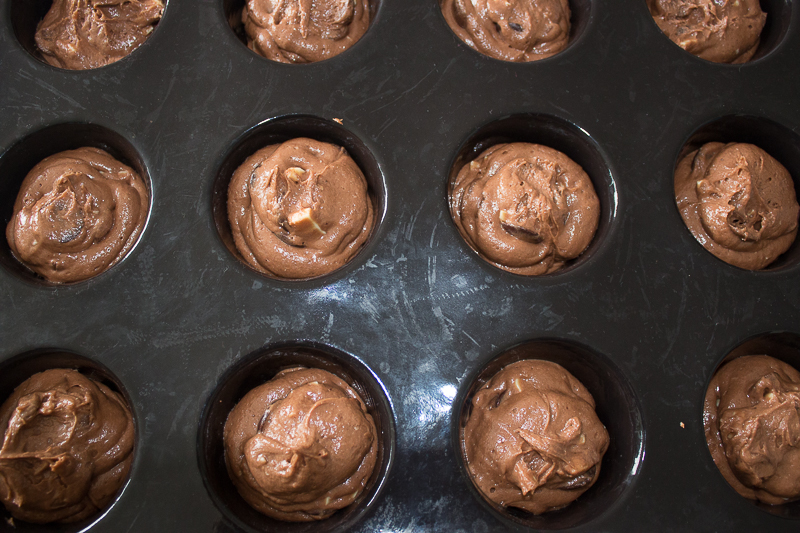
1,0 -> 799,531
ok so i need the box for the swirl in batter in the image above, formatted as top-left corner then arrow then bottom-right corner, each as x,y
227,137 -> 374,279
0,369 -> 135,524
223,367 -> 378,521
242,0 -> 370,63
35,0 -> 164,70
449,142 -> 599,275
704,355 -> 800,504
6,147 -> 150,283
674,142 -> 799,270
440,0 -> 571,62
463,360 -> 609,514
647,0 -> 766,63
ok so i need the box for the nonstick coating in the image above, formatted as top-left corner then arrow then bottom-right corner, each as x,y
1,1 -> 800,531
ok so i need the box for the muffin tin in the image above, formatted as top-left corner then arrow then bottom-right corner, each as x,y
1,0 -> 800,531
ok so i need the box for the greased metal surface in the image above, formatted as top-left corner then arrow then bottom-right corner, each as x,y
1,1 -> 800,532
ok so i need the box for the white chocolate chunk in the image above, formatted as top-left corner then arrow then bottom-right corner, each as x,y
288,208 -> 326,235
285,167 -> 306,183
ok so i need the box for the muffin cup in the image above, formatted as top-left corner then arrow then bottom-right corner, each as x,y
0,349 -> 137,532
702,331 -> 800,519
198,341 -> 396,533
454,338 -> 644,530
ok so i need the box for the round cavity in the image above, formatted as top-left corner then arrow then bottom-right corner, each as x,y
672,115 -> 800,271
438,0 -> 592,62
645,0 -> 792,64
0,122 -> 153,286
9,0 -> 168,70
702,331 -> 800,519
198,341 -> 396,533
211,114 -> 386,282
445,113 -> 617,276
753,0 -> 793,61
0,348 -> 137,531
453,338 -> 644,530
222,0 -> 380,63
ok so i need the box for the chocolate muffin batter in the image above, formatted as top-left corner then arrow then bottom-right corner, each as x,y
704,355 -> 800,504
242,0 -> 370,63
0,369 -> 135,524
35,0 -> 164,70
449,142 -> 599,275
462,360 -> 609,514
223,367 -> 378,521
6,147 -> 150,283
440,0 -> 571,62
674,142 -> 798,270
647,0 -> 766,63
227,137 -> 374,279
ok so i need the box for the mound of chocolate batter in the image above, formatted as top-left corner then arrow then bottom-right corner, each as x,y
647,0 -> 766,63
227,137 -> 374,279
0,369 -> 135,524
440,0 -> 571,62
674,142 -> 799,270
704,355 -> 800,504
223,367 -> 378,521
242,0 -> 370,63
6,147 -> 150,283
35,0 -> 164,70
449,142 -> 599,275
462,360 -> 609,514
